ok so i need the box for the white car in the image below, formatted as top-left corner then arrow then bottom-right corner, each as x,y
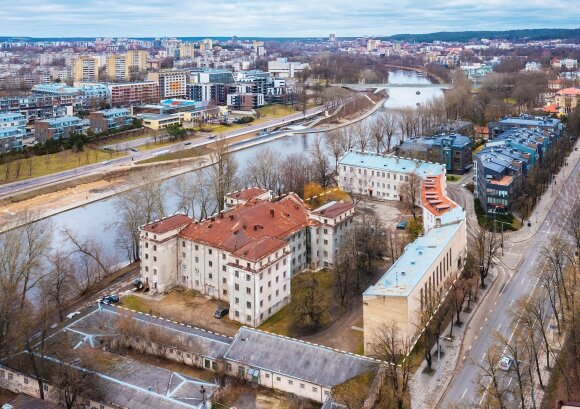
102,160 -> 111,165
498,356 -> 513,371
461,183 -> 467,188
66,311 -> 81,320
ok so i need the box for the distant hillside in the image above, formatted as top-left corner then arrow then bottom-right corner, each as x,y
383,28 -> 580,43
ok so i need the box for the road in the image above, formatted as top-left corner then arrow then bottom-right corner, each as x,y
440,146 -> 580,407
0,104 -> 328,200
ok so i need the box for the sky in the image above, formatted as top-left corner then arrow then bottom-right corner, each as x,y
0,0 -> 578,38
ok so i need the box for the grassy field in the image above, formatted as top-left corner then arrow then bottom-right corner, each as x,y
137,146 -> 209,164
446,175 -> 460,182
0,148 -> 124,184
257,104 -> 298,119
259,270 -> 336,337
120,294 -> 150,313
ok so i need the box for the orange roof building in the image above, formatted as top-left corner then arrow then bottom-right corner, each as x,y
139,190 -> 355,327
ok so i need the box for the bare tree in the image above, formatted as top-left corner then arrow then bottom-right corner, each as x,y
41,252 -> 76,322
209,137 -> 238,212
370,322 -> 414,409
400,172 -> 421,220
325,129 -> 345,170
495,331 -> 529,409
310,136 -> 331,188
352,122 -> 370,152
381,111 -> 398,153
475,228 -> 500,288
244,146 -> 281,194
62,229 -> 112,280
474,344 -> 509,409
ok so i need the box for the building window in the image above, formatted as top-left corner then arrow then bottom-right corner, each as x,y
235,283 -> 239,291
300,383 -> 305,389
235,310 -> 240,317
145,242 -> 148,248
276,376 -> 281,382
153,256 -> 157,262
247,301 -> 251,308
247,314 -> 252,321
235,297 -> 239,305
23,377 -> 28,384
208,249 -> 213,255
235,271 -> 239,278
209,273 -> 213,279
195,245 -> 199,250
288,380 -> 293,385
246,288 -> 251,295
246,274 -> 251,281
260,300 -> 263,307
265,373 -> 270,378
209,261 -> 213,267
182,241 -> 185,247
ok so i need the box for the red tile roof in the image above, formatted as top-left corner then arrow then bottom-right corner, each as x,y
142,214 -> 193,234
421,175 -> 458,216
232,237 -> 287,262
179,195 -> 311,260
557,87 -> 580,96
311,201 -> 354,219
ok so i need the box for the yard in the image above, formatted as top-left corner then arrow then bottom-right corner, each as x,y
0,148 -> 124,183
256,104 -> 298,119
120,288 -> 242,337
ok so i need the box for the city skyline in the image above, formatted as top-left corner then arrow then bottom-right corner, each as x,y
1,0 -> 578,38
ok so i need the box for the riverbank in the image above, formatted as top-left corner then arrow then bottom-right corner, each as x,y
0,93 -> 388,232
383,64 -> 447,84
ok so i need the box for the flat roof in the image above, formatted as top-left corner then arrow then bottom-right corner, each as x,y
498,116 -> 560,128
364,221 -> 463,297
339,151 -> 446,177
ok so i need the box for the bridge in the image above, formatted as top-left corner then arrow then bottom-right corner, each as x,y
333,83 -> 452,91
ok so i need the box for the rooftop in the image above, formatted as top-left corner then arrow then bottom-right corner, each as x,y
38,115 -> 82,126
178,195 -> 313,262
94,108 -> 130,116
311,201 -> 354,219
421,175 -> 458,217
497,115 -> 560,128
556,87 -> 580,96
339,151 -> 446,178
364,221 -> 463,297
142,214 -> 194,234
225,187 -> 270,201
223,327 -> 378,388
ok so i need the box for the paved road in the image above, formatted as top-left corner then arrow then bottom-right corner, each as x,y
440,146 -> 580,407
0,105 -> 329,200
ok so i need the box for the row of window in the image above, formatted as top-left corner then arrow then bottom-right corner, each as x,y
343,166 -> 407,182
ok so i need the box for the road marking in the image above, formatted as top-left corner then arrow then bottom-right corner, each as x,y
510,299 -> 514,307
507,377 -> 513,388
480,352 -> 487,363
474,335 -> 478,341
461,388 -> 468,400
497,323 -> 502,331
480,326 -> 483,331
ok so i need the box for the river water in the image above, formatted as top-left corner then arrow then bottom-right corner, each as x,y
50,70 -> 445,263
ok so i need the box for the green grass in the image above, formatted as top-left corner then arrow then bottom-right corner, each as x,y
446,175 -> 460,182
257,104 -> 298,119
120,295 -> 149,313
0,148 -> 124,184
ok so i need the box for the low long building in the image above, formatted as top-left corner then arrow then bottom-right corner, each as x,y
139,189 -> 355,327
34,115 -> 87,141
363,173 -> 466,354
398,133 -> 473,174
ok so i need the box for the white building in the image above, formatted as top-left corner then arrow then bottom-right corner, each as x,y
267,58 -> 309,79
139,190 -> 355,327
337,151 -> 446,201
363,173 -> 466,354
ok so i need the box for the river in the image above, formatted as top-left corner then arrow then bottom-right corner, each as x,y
50,69 -> 445,264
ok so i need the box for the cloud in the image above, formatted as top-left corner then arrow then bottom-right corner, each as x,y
0,0 -> 577,37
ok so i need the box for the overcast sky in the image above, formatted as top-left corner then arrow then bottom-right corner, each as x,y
0,0 -> 577,38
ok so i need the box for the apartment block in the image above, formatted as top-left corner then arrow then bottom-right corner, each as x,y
34,116 -> 87,141
147,69 -> 189,99
398,133 -> 473,174
555,87 -> 580,114
89,108 -> 132,133
489,114 -> 562,138
72,56 -> 99,82
226,93 -> 265,110
139,190 -> 354,327
0,112 -> 26,153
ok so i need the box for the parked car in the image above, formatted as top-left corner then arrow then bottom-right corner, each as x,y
99,294 -> 120,305
184,141 -> 192,146
66,311 -> 81,320
208,135 -> 216,140
498,356 -> 513,371
102,160 -> 111,165
214,307 -> 229,319
461,183 -> 467,188
396,221 -> 408,230
130,148 -> 138,152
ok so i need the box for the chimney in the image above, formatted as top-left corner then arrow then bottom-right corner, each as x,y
270,208 -> 275,217
229,214 -> 234,220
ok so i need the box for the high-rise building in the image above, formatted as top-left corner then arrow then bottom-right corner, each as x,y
106,50 -> 147,81
179,43 -> 195,59
147,69 -> 188,99
329,34 -> 336,42
72,56 -> 99,82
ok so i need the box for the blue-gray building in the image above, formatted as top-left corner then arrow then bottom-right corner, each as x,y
489,114 -> 562,138
398,133 -> 473,174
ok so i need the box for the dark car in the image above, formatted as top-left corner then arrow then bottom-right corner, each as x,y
396,221 -> 408,230
99,294 -> 120,305
214,307 -> 229,319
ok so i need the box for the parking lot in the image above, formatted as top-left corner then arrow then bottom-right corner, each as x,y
121,289 -> 242,337
355,196 -> 411,228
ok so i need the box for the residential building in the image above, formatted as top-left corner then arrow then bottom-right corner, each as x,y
132,99 -> 221,123
364,174 -> 466,353
0,95 -> 72,121
337,151 -> 446,200
138,191 -> 355,327
106,53 -> 126,81
227,93 -> 265,110
72,56 -> 99,82
89,108 -> 132,132
147,69 -> 189,99
34,116 -> 87,141
488,114 -> 562,138
555,87 -> 580,114
524,61 -> 542,72
189,68 -> 236,84
74,81 -> 159,107
139,113 -> 182,130
474,127 -> 556,214
179,43 -> 196,59
398,133 -> 473,174
267,58 -> 309,79
125,49 -> 148,74
551,58 -> 578,70
0,112 -> 26,153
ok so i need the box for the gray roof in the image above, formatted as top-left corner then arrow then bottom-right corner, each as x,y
223,328 -> 378,388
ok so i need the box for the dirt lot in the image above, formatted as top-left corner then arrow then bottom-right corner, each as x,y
120,288 -> 241,337
356,195 -> 411,227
